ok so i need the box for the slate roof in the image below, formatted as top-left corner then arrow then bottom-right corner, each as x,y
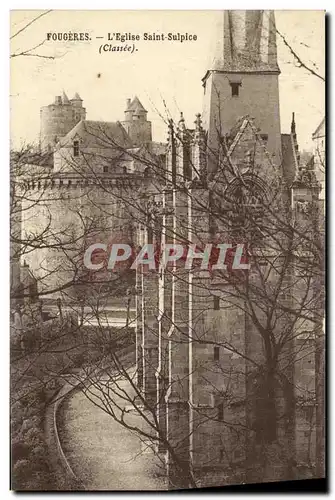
22,151 -> 54,168
59,120 -> 133,151
62,91 -> 70,104
72,92 -> 83,101
127,96 -> 147,113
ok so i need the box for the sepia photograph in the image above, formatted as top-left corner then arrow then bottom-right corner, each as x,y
10,9 -> 326,492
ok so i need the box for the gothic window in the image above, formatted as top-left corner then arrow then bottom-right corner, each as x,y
227,177 -> 266,206
230,82 -> 241,97
73,140 -> 80,157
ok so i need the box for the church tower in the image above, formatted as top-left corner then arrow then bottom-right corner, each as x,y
202,10 -> 282,171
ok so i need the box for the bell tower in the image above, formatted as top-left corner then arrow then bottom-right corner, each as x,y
202,10 -> 282,171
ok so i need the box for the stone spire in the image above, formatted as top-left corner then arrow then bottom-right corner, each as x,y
291,111 -> 300,167
192,113 -> 206,181
175,112 -> 191,182
123,96 -> 148,124
207,10 -> 279,74
166,119 -> 176,185
178,112 -> 186,132
291,111 -> 296,135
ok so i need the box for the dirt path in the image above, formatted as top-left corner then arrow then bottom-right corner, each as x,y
58,375 -> 167,491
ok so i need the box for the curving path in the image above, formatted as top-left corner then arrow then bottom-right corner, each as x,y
58,372 -> 167,491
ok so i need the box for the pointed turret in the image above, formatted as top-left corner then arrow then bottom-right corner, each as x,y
62,91 -> 70,104
124,96 -> 148,121
128,95 -> 147,113
70,92 -> 83,108
121,96 -> 152,145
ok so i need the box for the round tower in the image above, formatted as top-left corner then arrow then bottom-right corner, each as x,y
121,96 -> 152,146
40,91 -> 86,152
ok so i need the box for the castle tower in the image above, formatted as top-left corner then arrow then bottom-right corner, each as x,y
40,91 -> 86,152
202,10 -> 282,172
121,96 -> 152,146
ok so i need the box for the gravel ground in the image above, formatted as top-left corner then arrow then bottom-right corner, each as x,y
59,371 -> 167,491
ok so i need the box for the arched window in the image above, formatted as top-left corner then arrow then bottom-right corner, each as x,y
225,175 -> 268,206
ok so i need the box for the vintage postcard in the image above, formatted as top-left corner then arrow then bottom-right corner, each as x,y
10,10 -> 325,491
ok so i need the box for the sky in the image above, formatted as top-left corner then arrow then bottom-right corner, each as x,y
10,10 -> 325,152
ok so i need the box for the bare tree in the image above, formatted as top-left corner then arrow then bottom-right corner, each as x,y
10,11 -> 56,60
10,11 -> 325,487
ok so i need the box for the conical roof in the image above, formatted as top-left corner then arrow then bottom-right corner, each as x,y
62,91 -> 70,104
71,92 -> 83,101
128,96 -> 147,113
